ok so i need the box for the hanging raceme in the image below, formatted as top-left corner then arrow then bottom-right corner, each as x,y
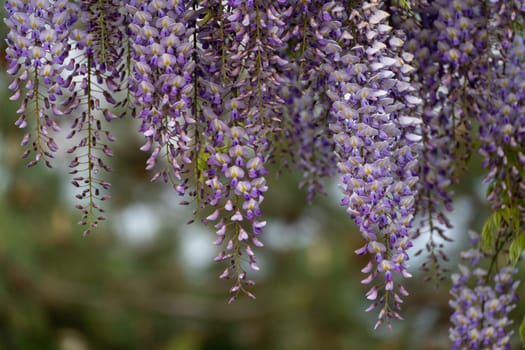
5,0 -> 77,168
3,0 -> 525,345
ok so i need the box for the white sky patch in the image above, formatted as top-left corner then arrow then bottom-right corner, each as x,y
410,195 -> 474,271
159,188 -> 195,220
113,203 -> 160,244
61,179 -> 78,209
474,177 -> 489,203
177,224 -> 216,271
328,178 -> 344,206
265,214 -> 320,251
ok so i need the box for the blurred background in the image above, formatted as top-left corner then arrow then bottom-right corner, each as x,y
0,12 -> 524,350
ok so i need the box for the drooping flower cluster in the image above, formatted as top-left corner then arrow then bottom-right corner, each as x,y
478,15 -> 525,213
325,0 -> 421,328
277,0 -> 339,202
193,0 -> 291,301
127,0 -> 196,191
282,92 -> 337,202
3,0 -> 525,341
450,232 -> 519,350
396,0 -> 490,281
5,0 -> 78,167
65,0 -> 127,234
4,0 -> 127,234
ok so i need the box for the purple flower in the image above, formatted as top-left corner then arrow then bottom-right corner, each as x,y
5,0 -> 78,168
324,0 -> 421,328
190,0 -> 290,301
62,0 -> 127,234
128,0 -> 195,195
449,233 -> 519,350
3,0 -> 524,327
276,0 -> 339,202
399,0 -> 489,282
478,35 -> 525,211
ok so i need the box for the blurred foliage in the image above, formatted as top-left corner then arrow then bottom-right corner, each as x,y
0,148 -> 454,350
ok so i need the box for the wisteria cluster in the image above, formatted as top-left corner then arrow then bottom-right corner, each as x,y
450,232 -> 519,349
398,0 -> 487,282
3,0 -> 525,345
326,2 -> 420,329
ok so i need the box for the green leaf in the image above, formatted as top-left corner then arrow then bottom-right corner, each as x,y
398,0 -> 411,10
196,143 -> 229,184
501,207 -> 519,229
520,313 -> 525,348
481,216 -> 494,253
198,9 -> 213,26
509,234 -> 525,266
511,207 -> 521,232
196,149 -> 210,184
482,207 -> 523,254
486,181 -> 496,198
